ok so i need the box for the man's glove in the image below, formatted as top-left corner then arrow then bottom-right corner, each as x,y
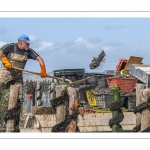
0,56 -> 12,69
40,64 -> 47,78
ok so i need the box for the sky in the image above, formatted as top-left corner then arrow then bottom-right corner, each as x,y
1,0 -> 150,146
0,18 -> 150,73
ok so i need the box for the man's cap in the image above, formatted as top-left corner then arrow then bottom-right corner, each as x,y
18,34 -> 32,44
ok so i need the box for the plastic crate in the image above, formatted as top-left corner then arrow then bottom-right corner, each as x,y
86,77 -> 97,86
85,90 -> 130,109
123,95 -> 136,109
85,73 -> 113,88
95,94 -> 135,109
106,77 -> 137,93
85,91 -> 114,108
115,58 -> 128,71
95,94 -> 114,109
96,76 -> 108,88
85,91 -> 97,107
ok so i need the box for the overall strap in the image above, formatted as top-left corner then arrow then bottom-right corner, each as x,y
14,43 -> 28,57
14,43 -> 18,53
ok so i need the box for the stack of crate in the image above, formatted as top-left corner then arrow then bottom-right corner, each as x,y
94,93 -> 136,109
85,73 -> 114,109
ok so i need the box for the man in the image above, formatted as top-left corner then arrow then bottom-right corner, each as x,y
0,34 -> 47,92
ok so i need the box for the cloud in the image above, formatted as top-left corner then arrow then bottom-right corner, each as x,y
1,36 -> 149,73
29,35 -> 37,41
0,41 -> 7,48
38,37 -> 106,71
0,26 -> 7,35
103,25 -> 126,30
75,37 -> 86,43
29,36 -> 53,52
41,37 -> 150,72
33,37 -> 103,57
34,41 -> 53,51
102,46 -> 112,52
74,37 -> 102,51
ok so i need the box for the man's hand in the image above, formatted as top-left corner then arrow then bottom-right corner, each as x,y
1,56 -> 12,69
40,64 -> 47,78
36,56 -> 47,78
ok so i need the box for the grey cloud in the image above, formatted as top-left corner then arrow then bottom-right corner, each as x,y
31,39 -> 42,48
31,38 -> 53,52
62,41 -> 74,47
28,37 -> 145,73
0,41 -> 7,48
39,39 -> 104,72
2,35 -> 149,73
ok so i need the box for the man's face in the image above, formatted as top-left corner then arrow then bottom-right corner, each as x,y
19,41 -> 30,50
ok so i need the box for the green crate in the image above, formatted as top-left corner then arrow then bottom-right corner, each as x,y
53,68 -> 85,76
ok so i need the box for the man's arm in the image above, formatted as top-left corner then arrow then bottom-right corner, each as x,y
0,50 -> 4,57
0,50 -> 12,69
36,56 -> 47,78
36,56 -> 45,66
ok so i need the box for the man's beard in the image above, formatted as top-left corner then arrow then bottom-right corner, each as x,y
25,47 -> 29,50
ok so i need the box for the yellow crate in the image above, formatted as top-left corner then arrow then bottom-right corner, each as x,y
85,90 -> 97,107
94,109 -> 111,113
94,109 -> 129,113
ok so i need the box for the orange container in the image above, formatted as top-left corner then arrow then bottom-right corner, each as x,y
106,77 -> 138,93
115,58 -> 128,71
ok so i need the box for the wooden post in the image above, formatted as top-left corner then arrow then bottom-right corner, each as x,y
55,85 -> 67,125
31,81 -> 35,106
18,82 -> 23,104
140,88 -> 150,131
37,81 -> 42,106
17,81 -> 24,131
6,85 -> 20,132
23,82 -> 27,107
67,87 -> 79,132
25,94 -> 33,128
50,82 -> 56,99
47,80 -> 51,106
136,84 -> 145,126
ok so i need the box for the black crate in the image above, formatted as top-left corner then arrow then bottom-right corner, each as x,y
79,90 -> 88,105
96,76 -> 108,88
123,95 -> 136,109
94,94 -> 129,109
95,94 -> 114,109
85,73 -> 113,88
86,77 -> 97,86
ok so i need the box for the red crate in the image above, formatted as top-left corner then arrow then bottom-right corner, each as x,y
106,77 -> 138,93
118,58 -> 127,62
115,60 -> 128,71
115,58 -> 128,71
